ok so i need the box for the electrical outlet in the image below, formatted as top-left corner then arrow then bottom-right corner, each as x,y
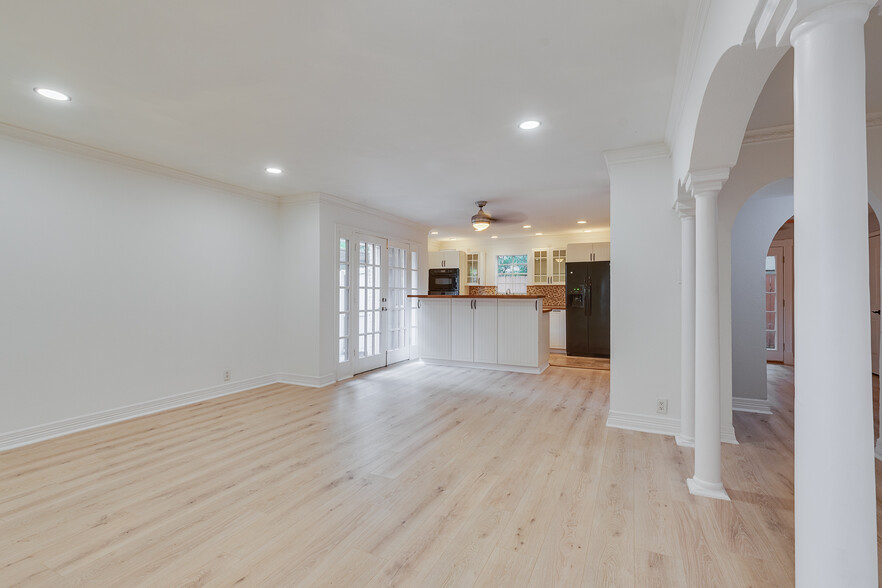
223,370 -> 231,382
656,398 -> 668,414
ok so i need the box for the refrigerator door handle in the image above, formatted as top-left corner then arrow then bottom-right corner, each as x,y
587,278 -> 592,317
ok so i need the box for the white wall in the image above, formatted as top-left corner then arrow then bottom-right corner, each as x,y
0,135 -> 280,439
604,147 -> 682,435
730,184 -> 794,401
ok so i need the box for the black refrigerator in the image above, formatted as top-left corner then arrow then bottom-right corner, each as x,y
565,261 -> 610,357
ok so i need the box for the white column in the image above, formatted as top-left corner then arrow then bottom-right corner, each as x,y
791,3 -> 877,585
686,169 -> 729,501
676,201 -> 696,447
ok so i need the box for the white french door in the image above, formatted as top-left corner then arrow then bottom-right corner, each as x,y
765,246 -> 785,362
350,234 -> 415,375
354,236 -> 388,374
386,241 -> 411,365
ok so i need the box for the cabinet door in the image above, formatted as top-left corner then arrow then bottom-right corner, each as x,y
450,299 -> 474,361
466,252 -> 482,285
497,300 -> 539,367
549,309 -> 566,349
441,250 -> 461,269
418,299 -> 450,359
532,249 -> 549,284
551,249 -> 567,284
473,299 -> 498,363
592,242 -> 610,262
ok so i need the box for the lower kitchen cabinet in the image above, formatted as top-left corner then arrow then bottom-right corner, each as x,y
413,296 -> 547,373
452,299 -> 498,363
549,309 -> 566,350
417,298 -> 451,360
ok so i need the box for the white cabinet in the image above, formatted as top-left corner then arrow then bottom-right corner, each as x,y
567,242 -> 610,263
465,252 -> 484,285
549,309 -> 566,349
497,299 -> 548,368
417,298 -> 451,360
428,250 -> 466,269
451,298 -> 498,363
532,248 -> 567,284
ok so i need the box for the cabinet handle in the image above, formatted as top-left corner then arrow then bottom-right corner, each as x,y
535,300 -> 538,311
418,299 -> 421,309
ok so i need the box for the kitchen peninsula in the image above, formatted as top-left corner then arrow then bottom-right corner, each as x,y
409,295 -> 550,373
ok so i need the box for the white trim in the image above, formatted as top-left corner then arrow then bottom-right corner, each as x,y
419,358 -> 549,375
275,372 -> 337,388
607,410 -> 738,444
665,0 -> 712,145
282,192 -> 429,235
732,396 -> 773,414
0,374 -> 279,452
603,143 -> 671,166
606,410 -> 681,437
0,121 -> 278,204
875,437 -> 882,461
743,112 -> 882,145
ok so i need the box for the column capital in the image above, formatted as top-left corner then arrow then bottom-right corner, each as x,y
753,0 -> 876,48
685,167 -> 729,198
675,198 -> 696,219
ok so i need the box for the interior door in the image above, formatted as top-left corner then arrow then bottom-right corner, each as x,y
386,241 -> 411,365
870,234 -> 880,374
766,246 -> 785,362
354,236 -> 388,374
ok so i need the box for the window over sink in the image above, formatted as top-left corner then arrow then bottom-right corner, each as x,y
496,254 -> 528,294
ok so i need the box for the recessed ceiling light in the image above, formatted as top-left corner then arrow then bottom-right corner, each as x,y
535,233 -> 543,236
522,225 -> 532,229
577,220 -> 587,224
34,88 -> 70,101
430,231 -> 439,235
518,120 -> 541,130
265,167 -> 283,174
491,235 -> 499,239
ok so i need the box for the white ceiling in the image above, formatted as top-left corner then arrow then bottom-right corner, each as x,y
0,0 -> 690,238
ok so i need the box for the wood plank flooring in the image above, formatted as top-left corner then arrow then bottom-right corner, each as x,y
0,362 -> 879,586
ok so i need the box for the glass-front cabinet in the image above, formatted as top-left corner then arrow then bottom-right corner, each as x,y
531,248 -> 566,284
466,252 -> 482,285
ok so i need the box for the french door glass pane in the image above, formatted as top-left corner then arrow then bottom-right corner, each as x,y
765,255 -> 778,351
388,246 -> 408,352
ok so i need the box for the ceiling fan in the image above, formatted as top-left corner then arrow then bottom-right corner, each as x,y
469,200 -> 527,231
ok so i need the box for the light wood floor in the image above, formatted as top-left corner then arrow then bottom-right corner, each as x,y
1,362 -> 880,586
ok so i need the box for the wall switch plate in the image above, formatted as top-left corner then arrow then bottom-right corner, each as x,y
223,370 -> 231,382
656,398 -> 668,414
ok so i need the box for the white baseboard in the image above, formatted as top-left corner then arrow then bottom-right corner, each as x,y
606,410 -> 680,437
732,397 -> 772,415
276,372 -> 336,388
606,411 -> 738,444
0,374 -> 279,453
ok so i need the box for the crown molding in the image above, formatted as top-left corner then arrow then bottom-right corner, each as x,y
282,192 -> 430,234
743,111 -> 882,145
0,120 -> 280,204
603,143 -> 671,167
665,0 -> 712,146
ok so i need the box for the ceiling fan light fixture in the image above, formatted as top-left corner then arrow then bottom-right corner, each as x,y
471,201 -> 495,231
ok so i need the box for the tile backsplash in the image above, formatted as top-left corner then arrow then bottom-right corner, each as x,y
467,285 -> 565,308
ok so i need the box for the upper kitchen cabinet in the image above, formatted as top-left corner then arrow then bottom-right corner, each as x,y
465,252 -> 483,286
531,248 -> 567,284
428,250 -> 466,269
567,242 -> 610,263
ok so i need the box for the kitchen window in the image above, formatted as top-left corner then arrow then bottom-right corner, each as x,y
496,254 -> 528,294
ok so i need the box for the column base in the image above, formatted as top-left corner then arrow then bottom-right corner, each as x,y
687,477 -> 730,501
675,434 -> 694,447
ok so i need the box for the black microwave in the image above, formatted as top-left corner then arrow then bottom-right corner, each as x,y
428,268 -> 460,295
